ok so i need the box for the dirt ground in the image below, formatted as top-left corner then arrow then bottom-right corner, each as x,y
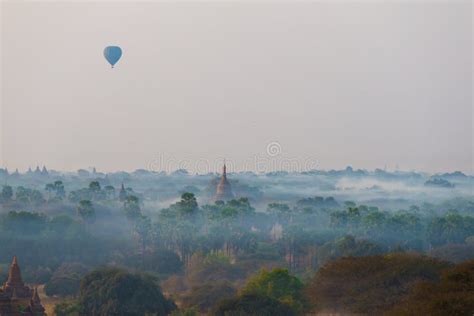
37,284 -> 65,316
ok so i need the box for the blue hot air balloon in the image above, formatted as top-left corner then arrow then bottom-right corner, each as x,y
104,46 -> 122,68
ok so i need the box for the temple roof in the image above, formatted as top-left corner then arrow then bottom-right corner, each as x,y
6,256 -> 24,286
0,257 -> 45,315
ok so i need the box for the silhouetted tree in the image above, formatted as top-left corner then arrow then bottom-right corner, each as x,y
77,200 -> 95,225
78,267 -> 176,316
1,185 -> 13,202
124,195 -> 141,221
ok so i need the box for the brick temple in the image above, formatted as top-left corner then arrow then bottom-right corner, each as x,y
0,256 -> 46,316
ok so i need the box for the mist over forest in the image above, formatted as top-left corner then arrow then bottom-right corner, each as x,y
0,166 -> 472,315
1,0 -> 472,314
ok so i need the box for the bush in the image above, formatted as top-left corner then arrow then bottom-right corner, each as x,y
241,268 -> 306,313
306,253 -> 450,314
211,294 -> 296,316
429,243 -> 474,263
181,281 -> 236,312
314,235 -> 385,269
54,300 -> 80,316
45,262 -> 90,297
78,267 -> 176,316
186,254 -> 246,286
170,307 -> 199,316
123,249 -> 183,276
387,260 -> 474,315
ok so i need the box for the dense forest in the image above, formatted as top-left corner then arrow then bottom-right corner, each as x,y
0,167 -> 473,315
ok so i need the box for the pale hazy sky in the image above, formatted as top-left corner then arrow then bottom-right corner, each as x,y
1,1 -> 472,173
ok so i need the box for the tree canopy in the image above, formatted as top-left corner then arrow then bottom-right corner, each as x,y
211,294 -> 296,316
241,268 -> 306,313
78,267 -> 176,316
386,260 -> 474,316
306,253 -> 451,314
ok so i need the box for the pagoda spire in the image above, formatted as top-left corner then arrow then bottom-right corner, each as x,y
29,287 -> 46,315
32,287 -> 41,305
6,256 -> 24,286
119,183 -> 127,202
214,161 -> 234,202
3,256 -> 34,299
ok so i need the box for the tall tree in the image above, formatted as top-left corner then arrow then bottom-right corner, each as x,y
77,200 -> 96,225
1,185 -> 13,202
124,195 -> 141,221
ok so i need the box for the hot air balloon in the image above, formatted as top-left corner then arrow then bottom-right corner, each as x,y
104,46 -> 122,68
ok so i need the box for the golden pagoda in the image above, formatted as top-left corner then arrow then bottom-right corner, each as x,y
214,163 -> 234,202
